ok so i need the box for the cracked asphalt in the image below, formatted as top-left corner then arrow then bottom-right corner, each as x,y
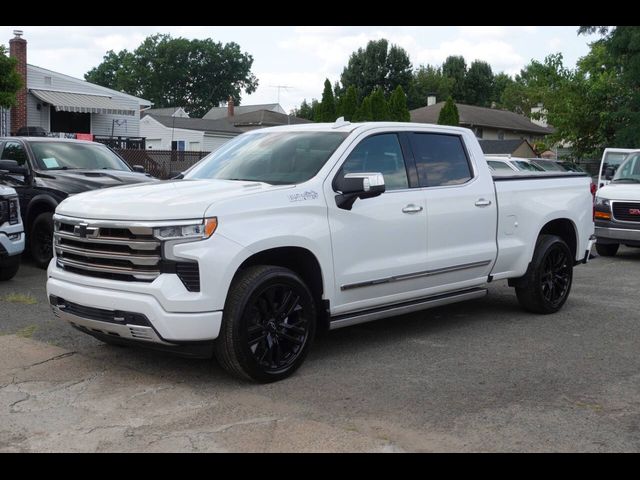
1,247 -> 640,452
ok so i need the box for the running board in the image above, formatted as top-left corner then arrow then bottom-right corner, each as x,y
328,288 -> 487,330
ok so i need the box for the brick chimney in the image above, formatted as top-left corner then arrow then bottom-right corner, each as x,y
227,96 -> 234,117
9,29 -> 27,135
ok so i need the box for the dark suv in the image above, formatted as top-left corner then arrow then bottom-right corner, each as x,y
0,137 -> 156,268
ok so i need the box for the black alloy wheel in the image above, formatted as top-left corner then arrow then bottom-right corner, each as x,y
214,265 -> 317,383
30,212 -> 54,269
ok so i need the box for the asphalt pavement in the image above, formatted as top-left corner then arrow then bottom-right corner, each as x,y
1,247 -> 639,452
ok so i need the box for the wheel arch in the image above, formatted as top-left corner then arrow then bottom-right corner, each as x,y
26,195 -> 58,235
234,246 -> 329,328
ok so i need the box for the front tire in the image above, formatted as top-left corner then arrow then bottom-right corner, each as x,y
214,265 -> 317,383
30,212 -> 54,269
596,243 -> 619,257
515,234 -> 573,314
0,255 -> 21,281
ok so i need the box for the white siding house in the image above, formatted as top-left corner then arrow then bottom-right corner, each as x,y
140,115 -> 242,152
25,64 -> 151,137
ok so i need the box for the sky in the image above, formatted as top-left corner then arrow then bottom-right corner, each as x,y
0,26 -> 602,113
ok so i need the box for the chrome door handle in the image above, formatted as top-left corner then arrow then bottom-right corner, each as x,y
402,204 -> 423,214
475,199 -> 492,207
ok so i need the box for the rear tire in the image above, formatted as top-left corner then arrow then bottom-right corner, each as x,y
515,234 -> 573,314
214,265 -> 317,383
0,255 -> 20,281
595,243 -> 619,257
30,212 -> 54,269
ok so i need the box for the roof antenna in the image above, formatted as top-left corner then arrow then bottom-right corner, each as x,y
332,117 -> 350,129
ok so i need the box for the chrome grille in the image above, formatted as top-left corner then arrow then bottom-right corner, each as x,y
53,215 -> 162,282
612,201 -> 640,223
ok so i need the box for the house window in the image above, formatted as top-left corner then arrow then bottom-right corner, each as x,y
497,130 -> 505,140
50,107 -> 90,134
473,127 -> 483,139
44,76 -> 52,86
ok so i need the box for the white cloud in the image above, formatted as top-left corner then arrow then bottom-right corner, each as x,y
414,39 -> 525,75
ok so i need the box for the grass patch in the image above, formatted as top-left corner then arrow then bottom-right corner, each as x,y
16,325 -> 38,338
1,293 -> 38,305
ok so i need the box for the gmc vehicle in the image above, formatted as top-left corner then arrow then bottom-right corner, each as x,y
0,185 -> 24,280
594,151 -> 640,256
597,148 -> 637,189
46,122 -> 595,382
0,137 -> 155,268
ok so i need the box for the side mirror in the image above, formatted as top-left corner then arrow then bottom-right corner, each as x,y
0,159 -> 28,176
132,164 -> 146,173
334,172 -> 385,210
604,166 -> 615,180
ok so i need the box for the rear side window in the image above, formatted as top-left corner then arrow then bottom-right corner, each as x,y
409,133 -> 472,187
340,133 -> 409,190
487,160 -> 512,171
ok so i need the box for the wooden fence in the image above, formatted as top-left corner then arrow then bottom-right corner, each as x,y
115,149 -> 210,179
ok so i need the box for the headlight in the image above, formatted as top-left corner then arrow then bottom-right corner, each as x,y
153,217 -> 218,241
595,196 -> 610,207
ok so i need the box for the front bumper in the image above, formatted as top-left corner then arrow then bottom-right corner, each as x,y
0,226 -> 25,257
595,225 -> 640,244
47,276 -> 223,343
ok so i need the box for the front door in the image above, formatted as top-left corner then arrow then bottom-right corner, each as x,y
326,132 -> 428,315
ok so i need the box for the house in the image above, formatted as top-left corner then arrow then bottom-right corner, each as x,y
140,114 -> 243,151
478,139 -> 537,158
6,31 -> 151,138
203,102 -> 285,120
410,101 -> 553,143
140,99 -> 311,151
141,107 -> 189,118
230,109 -> 311,132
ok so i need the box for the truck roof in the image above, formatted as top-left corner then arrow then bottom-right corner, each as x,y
0,137 -> 98,145
241,121 -> 473,136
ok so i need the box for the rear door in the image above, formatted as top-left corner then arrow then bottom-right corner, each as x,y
407,131 -> 497,290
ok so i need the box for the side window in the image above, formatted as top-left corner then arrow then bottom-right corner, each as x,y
340,134 -> 409,191
1,142 -> 28,167
410,133 -> 472,187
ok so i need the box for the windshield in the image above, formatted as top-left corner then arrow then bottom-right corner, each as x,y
602,152 -> 630,177
30,142 -> 131,171
531,160 -> 566,172
185,131 -> 349,185
513,160 -> 544,172
612,152 -> 640,182
487,160 -> 513,171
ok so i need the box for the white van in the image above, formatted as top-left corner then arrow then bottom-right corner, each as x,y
598,148 -> 638,189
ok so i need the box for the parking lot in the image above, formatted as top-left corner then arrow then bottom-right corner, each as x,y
1,247 -> 640,452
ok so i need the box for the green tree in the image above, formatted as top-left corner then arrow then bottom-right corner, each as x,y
0,45 -> 22,109
464,60 -> 494,106
340,85 -> 358,121
442,56 -> 467,102
369,87 -> 390,121
292,99 -> 314,120
318,78 -> 337,122
491,72 -> 514,106
340,39 -> 412,101
388,85 -> 410,121
437,97 -> 459,126
85,34 -> 258,118
353,96 -> 373,122
407,64 -> 453,109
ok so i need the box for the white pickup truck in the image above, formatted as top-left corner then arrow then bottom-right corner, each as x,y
46,122 -> 595,382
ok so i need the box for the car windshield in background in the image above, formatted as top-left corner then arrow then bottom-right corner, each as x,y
531,160 -> 567,172
30,142 -> 131,171
513,160 -> 544,172
185,131 -> 349,185
612,152 -> 640,183
602,152 -> 630,176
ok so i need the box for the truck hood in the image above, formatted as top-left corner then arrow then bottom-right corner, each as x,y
56,179 -> 284,221
598,182 -> 640,202
35,169 -> 156,195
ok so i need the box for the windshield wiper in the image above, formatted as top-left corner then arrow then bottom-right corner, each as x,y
613,177 -> 640,183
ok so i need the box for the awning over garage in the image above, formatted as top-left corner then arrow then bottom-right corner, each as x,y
30,89 -> 136,116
